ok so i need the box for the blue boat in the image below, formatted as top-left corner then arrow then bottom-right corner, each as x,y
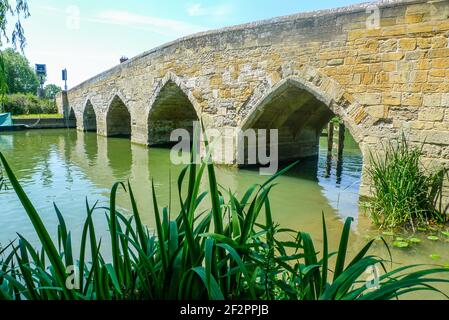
0,113 -> 26,131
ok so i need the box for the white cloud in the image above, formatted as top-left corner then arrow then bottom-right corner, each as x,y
186,3 -> 233,17
93,10 -> 205,37
33,6 -> 206,38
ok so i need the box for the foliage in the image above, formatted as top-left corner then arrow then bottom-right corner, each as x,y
366,135 -> 449,230
0,135 -> 448,300
1,48 -> 39,95
0,0 -> 30,50
44,84 -> 62,99
0,0 -> 30,97
3,93 -> 57,115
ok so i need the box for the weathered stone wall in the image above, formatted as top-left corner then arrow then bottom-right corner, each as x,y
56,0 -> 449,200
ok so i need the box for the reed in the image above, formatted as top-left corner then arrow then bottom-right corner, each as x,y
366,135 -> 449,230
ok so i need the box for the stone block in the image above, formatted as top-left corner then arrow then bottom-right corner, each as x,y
407,22 -> 434,34
327,58 -> 344,66
382,92 -> 401,106
423,94 -> 442,107
402,93 -> 422,106
405,14 -> 423,24
399,38 -> 417,51
418,108 -> 445,121
360,93 -> 382,105
366,105 -> 388,118
442,93 -> 449,107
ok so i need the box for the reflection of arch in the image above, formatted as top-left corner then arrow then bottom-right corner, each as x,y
237,73 -> 366,172
107,138 -> 132,178
83,100 -> 97,132
147,76 -> 199,146
82,131 -> 98,166
106,95 -> 131,137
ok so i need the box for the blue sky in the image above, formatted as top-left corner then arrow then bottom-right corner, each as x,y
18,0 -> 366,88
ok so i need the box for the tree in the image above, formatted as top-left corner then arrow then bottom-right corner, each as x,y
3,48 -> 39,94
0,0 -> 30,97
44,84 -> 62,99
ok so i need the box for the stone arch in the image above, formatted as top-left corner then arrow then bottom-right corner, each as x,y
236,71 -> 371,193
239,73 -> 368,146
82,100 -> 97,132
147,73 -> 200,146
68,107 -> 77,128
106,95 -> 131,137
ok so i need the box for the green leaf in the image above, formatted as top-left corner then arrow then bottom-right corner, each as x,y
191,267 -> 224,300
109,182 -> 126,284
430,254 -> 441,261
333,217 -> 353,281
151,180 -> 168,272
393,241 -> 409,248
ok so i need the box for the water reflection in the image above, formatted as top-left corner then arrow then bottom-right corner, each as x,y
0,129 -> 362,234
83,132 -> 98,166
107,137 -> 133,179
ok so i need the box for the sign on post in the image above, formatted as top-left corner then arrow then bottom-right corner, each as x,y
35,64 -> 47,98
35,64 -> 47,77
62,69 -> 68,91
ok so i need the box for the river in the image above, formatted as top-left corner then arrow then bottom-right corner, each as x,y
1,129 -> 448,299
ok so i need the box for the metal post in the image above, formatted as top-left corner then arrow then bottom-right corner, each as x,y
336,123 -> 346,184
325,122 -> 334,178
337,123 -> 345,160
327,122 -> 334,155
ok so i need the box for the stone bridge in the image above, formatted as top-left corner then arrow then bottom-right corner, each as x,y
57,0 -> 449,199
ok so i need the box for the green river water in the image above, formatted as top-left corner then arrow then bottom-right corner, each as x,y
1,129 -> 448,299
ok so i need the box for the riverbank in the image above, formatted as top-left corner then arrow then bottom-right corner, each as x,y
12,113 -> 64,119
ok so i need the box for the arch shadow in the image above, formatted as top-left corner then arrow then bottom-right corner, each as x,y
83,100 -> 97,132
106,95 -> 131,138
147,77 -> 199,147
68,107 -> 77,128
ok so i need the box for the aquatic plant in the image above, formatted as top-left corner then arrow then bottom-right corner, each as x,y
1,142 -> 449,300
366,135 -> 449,230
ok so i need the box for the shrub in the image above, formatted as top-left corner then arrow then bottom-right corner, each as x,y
366,135 -> 449,230
0,136 -> 448,300
2,93 -> 57,115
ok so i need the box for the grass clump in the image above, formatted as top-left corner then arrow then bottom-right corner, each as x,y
12,113 -> 63,119
367,135 -> 449,230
